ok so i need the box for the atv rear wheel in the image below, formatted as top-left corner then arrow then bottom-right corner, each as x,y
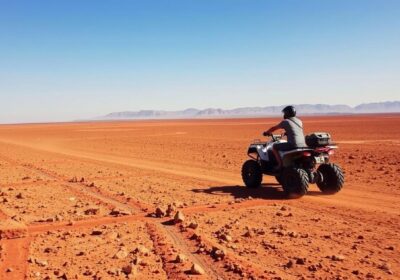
317,163 -> 344,194
242,160 -> 262,188
281,168 -> 309,198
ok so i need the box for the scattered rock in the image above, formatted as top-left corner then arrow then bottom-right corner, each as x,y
308,265 -> 317,272
219,233 -> 232,242
109,208 -> 131,216
174,211 -> 185,224
134,245 -> 150,256
113,248 -> 129,259
44,247 -> 54,253
69,177 -> 78,183
284,260 -> 294,269
35,259 -> 48,267
54,214 -> 63,222
211,247 -> 226,260
122,264 -> 137,275
378,262 -> 393,274
84,208 -> 100,215
16,193 -> 23,199
295,257 -> 306,265
175,254 -> 187,263
166,204 -> 176,216
155,207 -> 166,218
243,230 -> 253,238
330,254 -> 345,261
190,263 -> 205,275
288,231 -> 299,238
91,230 -> 103,236
188,222 -> 198,229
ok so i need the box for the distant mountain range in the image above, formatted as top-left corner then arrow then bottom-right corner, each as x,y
98,101 -> 400,120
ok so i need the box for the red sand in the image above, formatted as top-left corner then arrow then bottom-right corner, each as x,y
0,114 -> 399,279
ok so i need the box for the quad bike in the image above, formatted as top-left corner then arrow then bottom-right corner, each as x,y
241,132 -> 344,198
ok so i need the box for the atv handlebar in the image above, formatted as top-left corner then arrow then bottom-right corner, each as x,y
269,134 -> 283,142
263,131 -> 286,142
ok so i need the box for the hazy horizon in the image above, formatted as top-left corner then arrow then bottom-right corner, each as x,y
1,1 -> 399,123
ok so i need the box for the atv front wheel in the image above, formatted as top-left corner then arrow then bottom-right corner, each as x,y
281,168 -> 309,198
242,160 -> 262,188
316,163 -> 344,194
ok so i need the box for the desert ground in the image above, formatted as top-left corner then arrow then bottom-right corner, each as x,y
0,114 -> 399,280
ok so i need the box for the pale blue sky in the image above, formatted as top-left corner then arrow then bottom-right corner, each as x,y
0,0 -> 399,123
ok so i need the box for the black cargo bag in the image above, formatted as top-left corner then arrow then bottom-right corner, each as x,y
305,132 -> 331,147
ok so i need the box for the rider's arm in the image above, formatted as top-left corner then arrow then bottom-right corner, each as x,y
263,125 -> 280,136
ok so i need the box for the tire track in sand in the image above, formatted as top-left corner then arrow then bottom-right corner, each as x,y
0,237 -> 31,280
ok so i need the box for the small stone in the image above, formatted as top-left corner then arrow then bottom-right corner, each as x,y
211,247 -> 226,260
91,230 -> 103,236
331,254 -> 345,261
174,211 -> 185,223
188,222 -> 198,229
243,230 -> 253,238
220,233 -> 232,242
284,260 -> 294,269
155,207 -> 166,218
166,204 -> 176,216
134,245 -> 150,256
113,248 -> 128,259
55,215 -> 63,222
122,264 -> 137,275
44,247 -> 53,253
6,268 -> 13,272
308,265 -> 318,272
69,176 -> 78,183
175,254 -> 187,263
35,259 -> 48,267
109,208 -> 131,216
16,193 -> 23,199
190,263 -> 205,275
296,257 -> 306,265
378,262 -> 392,274
84,208 -> 100,215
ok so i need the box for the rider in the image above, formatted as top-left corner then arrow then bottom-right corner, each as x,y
263,105 -> 306,170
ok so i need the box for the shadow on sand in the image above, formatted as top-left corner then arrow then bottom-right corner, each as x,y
192,184 -> 327,200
